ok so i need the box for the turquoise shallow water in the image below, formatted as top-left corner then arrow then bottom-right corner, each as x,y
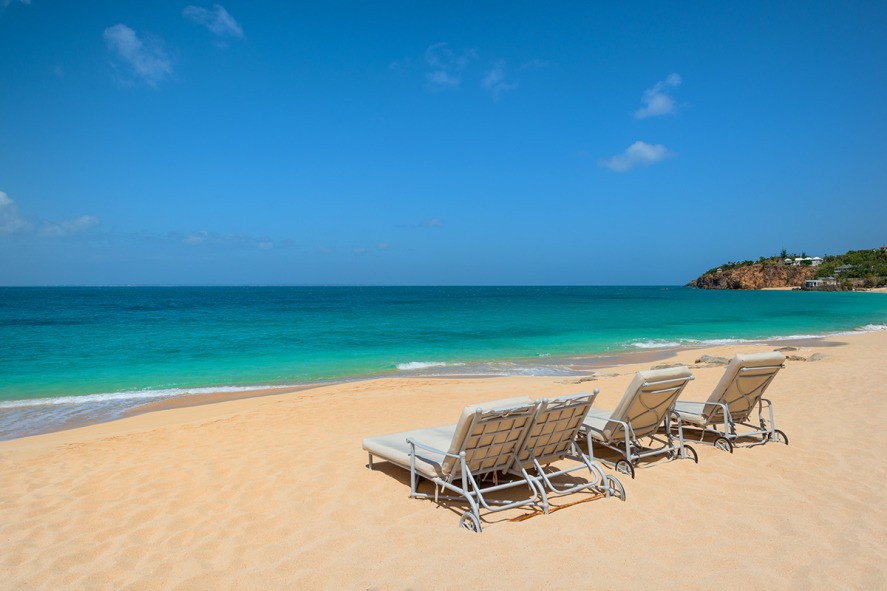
1,286 -> 886,439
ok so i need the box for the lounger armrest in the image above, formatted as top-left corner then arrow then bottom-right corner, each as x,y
405,437 -> 460,460
739,364 -> 784,372
673,400 -> 707,411
675,400 -> 734,423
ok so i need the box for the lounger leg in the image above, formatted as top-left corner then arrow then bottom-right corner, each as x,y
367,452 -> 374,470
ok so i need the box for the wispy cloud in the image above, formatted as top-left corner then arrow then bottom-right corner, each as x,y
396,218 -> 445,229
179,230 -> 275,249
634,73 -> 682,119
0,191 -> 31,233
183,4 -> 244,40
392,46 -> 546,98
481,60 -> 518,100
424,42 -> 476,91
420,218 -> 444,228
103,24 -> 173,87
40,216 -> 99,237
600,141 -> 675,172
0,191 -> 99,236
2,0 -> 32,8
517,59 -> 549,72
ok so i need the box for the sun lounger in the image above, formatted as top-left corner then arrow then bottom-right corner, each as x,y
580,366 -> 697,479
672,352 -> 788,452
508,392 -> 625,506
363,397 -> 541,532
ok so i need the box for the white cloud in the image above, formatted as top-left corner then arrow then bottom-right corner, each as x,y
517,59 -> 548,71
424,42 -> 476,91
426,70 -> 460,90
1,191 -> 100,236
481,60 -> 518,100
183,230 -> 210,245
40,215 -> 100,237
2,0 -> 32,8
183,4 -> 244,39
634,73 -> 682,119
103,24 -> 173,87
600,141 -> 675,172
0,191 -> 31,233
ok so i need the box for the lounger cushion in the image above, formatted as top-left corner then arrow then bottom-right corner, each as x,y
677,352 -> 785,422
585,366 -> 693,442
362,396 -> 534,479
582,409 -> 612,442
363,424 -> 458,479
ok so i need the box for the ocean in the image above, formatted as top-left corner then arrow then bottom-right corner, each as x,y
2,286 -> 886,440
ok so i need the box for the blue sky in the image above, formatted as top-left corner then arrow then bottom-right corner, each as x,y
1,1 -> 885,285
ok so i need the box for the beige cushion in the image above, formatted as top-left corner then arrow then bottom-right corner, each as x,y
583,366 -> 693,442
362,424 -> 458,479
362,396 -> 534,479
676,352 -> 784,423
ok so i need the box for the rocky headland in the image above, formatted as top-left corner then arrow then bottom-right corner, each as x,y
690,264 -> 815,290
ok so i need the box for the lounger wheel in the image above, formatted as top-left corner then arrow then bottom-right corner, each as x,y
683,445 -> 699,463
459,512 -> 482,533
773,429 -> 789,445
615,459 -> 635,479
605,475 -> 626,501
714,437 -> 734,453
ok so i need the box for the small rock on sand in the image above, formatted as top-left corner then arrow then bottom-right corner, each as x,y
808,353 -> 825,362
774,346 -> 799,352
694,355 -> 730,365
786,355 -> 807,361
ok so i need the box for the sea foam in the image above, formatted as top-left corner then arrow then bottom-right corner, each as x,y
628,323 -> 887,351
0,384 -> 295,409
395,361 -> 464,371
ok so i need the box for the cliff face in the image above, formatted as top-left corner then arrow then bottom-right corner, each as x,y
692,264 -> 816,290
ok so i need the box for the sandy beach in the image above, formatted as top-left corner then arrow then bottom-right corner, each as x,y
2,331 -> 886,589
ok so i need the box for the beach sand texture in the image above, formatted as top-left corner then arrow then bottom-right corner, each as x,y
2,331 -> 886,589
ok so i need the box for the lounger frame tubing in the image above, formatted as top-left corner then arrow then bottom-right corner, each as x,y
366,443 -> 539,532
523,444 -> 625,507
399,440 -> 541,532
676,364 -> 785,448
584,378 -> 696,474
365,405 -> 543,532
513,394 -> 625,503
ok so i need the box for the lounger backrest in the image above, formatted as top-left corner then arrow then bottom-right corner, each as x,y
702,352 -> 785,422
441,396 -> 536,477
604,366 -> 694,442
509,392 -> 596,470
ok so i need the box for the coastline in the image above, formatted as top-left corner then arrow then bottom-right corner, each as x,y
2,330 -> 885,588
0,330 -> 864,442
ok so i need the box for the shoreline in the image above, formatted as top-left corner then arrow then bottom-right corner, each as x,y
2,330 -> 885,588
0,331 -> 857,443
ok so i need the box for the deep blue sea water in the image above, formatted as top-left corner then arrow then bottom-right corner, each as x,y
1,286 -> 886,439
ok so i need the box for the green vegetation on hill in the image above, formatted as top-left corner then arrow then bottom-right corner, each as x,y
699,247 -> 887,289
815,249 -> 887,286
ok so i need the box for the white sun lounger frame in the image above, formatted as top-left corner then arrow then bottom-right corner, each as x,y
673,357 -> 787,452
508,392 -> 626,508
581,370 -> 697,479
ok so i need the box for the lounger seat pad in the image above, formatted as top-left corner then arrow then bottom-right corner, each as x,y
582,408 -> 613,442
672,403 -> 709,426
675,352 -> 785,422
363,424 -> 458,479
363,395 -> 535,480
